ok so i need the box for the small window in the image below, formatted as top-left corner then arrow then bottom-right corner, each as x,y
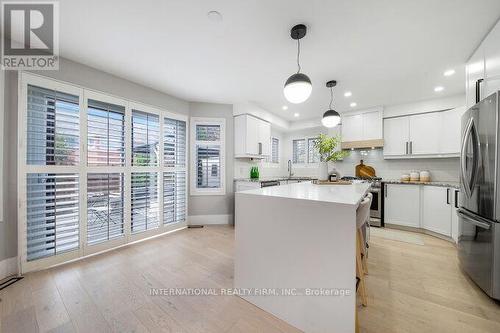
292,139 -> 306,164
267,137 -> 279,164
308,138 -> 320,163
190,118 -> 226,195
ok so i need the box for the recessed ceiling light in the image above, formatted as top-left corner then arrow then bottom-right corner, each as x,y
350,102 -> 357,107
434,86 -> 444,92
294,113 -> 300,117
282,105 -> 288,110
344,91 -> 352,97
444,69 -> 455,77
207,11 -> 223,22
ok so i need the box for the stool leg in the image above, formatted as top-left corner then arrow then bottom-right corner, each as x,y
355,306 -> 360,333
356,231 -> 368,306
358,228 -> 369,275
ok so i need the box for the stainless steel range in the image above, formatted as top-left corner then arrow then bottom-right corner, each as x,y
341,176 -> 383,227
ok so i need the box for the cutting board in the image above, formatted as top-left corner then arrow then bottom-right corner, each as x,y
355,160 -> 376,178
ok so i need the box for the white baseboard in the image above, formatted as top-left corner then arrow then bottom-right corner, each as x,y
188,214 -> 233,225
0,257 -> 18,280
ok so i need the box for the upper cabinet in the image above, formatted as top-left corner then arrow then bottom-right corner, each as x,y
466,19 -> 500,108
383,107 -> 464,159
341,108 -> 383,149
234,114 -> 271,159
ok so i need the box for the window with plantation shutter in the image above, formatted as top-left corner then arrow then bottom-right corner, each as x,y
87,173 -> 124,245
27,85 -> 80,165
164,118 -> 186,167
163,171 -> 186,224
131,172 -> 159,233
191,118 -> 226,195
87,100 -> 125,166
132,110 -> 159,166
26,173 -> 80,261
293,139 -> 306,164
267,137 -> 279,164
308,138 -> 320,163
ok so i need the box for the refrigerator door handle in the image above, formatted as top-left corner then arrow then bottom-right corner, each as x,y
457,209 -> 491,230
461,118 -> 477,198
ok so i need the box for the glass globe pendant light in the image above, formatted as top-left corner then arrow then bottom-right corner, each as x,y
322,80 -> 341,128
284,24 -> 312,104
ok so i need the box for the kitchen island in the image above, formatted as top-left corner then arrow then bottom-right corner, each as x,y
234,182 -> 371,333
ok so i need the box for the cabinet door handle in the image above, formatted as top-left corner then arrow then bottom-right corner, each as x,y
384,184 -> 388,197
476,78 -> 484,104
410,141 -> 413,154
446,188 -> 450,205
405,142 -> 409,155
454,189 -> 459,208
258,142 -> 262,155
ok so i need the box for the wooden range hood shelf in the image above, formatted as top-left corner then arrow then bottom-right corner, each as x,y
341,139 -> 384,150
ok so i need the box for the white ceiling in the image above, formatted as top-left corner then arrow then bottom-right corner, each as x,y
59,0 -> 500,121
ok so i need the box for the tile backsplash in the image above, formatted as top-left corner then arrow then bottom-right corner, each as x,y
234,149 -> 459,182
333,149 -> 459,181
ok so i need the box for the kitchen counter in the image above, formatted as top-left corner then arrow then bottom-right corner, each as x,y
234,176 -> 315,182
235,182 -> 371,332
241,181 -> 371,206
383,179 -> 460,189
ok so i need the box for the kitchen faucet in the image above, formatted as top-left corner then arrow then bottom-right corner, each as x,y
287,159 -> 294,178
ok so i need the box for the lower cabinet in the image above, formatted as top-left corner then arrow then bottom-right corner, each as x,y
384,183 -> 460,241
384,184 -> 421,227
421,186 -> 451,236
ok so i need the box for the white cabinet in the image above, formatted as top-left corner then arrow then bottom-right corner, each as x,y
483,19 -> 500,97
341,109 -> 383,149
341,114 -> 363,142
363,110 -> 383,140
408,112 -> 442,155
466,44 -> 485,109
235,181 -> 261,192
421,186 -> 452,237
384,183 -> 460,241
234,114 -> 271,159
383,117 -> 409,156
383,108 -> 463,159
384,184 -> 420,228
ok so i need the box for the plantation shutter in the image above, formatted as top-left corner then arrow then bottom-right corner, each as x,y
87,100 -> 125,166
164,118 -> 186,167
87,173 -> 124,245
163,171 -> 187,224
131,172 -> 159,233
132,111 -> 160,166
308,138 -> 320,163
26,174 -> 80,261
292,139 -> 306,164
27,85 -> 80,165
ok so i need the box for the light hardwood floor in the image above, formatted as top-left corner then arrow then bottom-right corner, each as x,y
1,226 -> 500,333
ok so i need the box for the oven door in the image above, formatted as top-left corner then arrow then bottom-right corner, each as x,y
369,188 -> 381,219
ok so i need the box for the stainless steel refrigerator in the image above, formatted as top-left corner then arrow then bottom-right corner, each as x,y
458,91 -> 500,300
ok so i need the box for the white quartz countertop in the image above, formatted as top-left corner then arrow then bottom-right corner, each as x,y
237,182 -> 371,206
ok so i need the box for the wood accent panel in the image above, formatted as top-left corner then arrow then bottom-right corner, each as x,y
341,139 -> 384,150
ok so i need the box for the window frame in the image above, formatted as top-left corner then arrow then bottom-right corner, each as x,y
292,136 -> 321,167
307,137 -> 320,164
190,117 -> 226,196
265,136 -> 280,166
18,72 -> 189,273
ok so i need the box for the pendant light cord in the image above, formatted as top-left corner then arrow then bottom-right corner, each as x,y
329,87 -> 333,109
296,39 -> 301,74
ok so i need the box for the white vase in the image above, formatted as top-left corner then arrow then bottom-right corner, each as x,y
319,161 -> 329,181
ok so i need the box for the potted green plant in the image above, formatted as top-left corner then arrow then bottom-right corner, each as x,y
314,134 -> 349,181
